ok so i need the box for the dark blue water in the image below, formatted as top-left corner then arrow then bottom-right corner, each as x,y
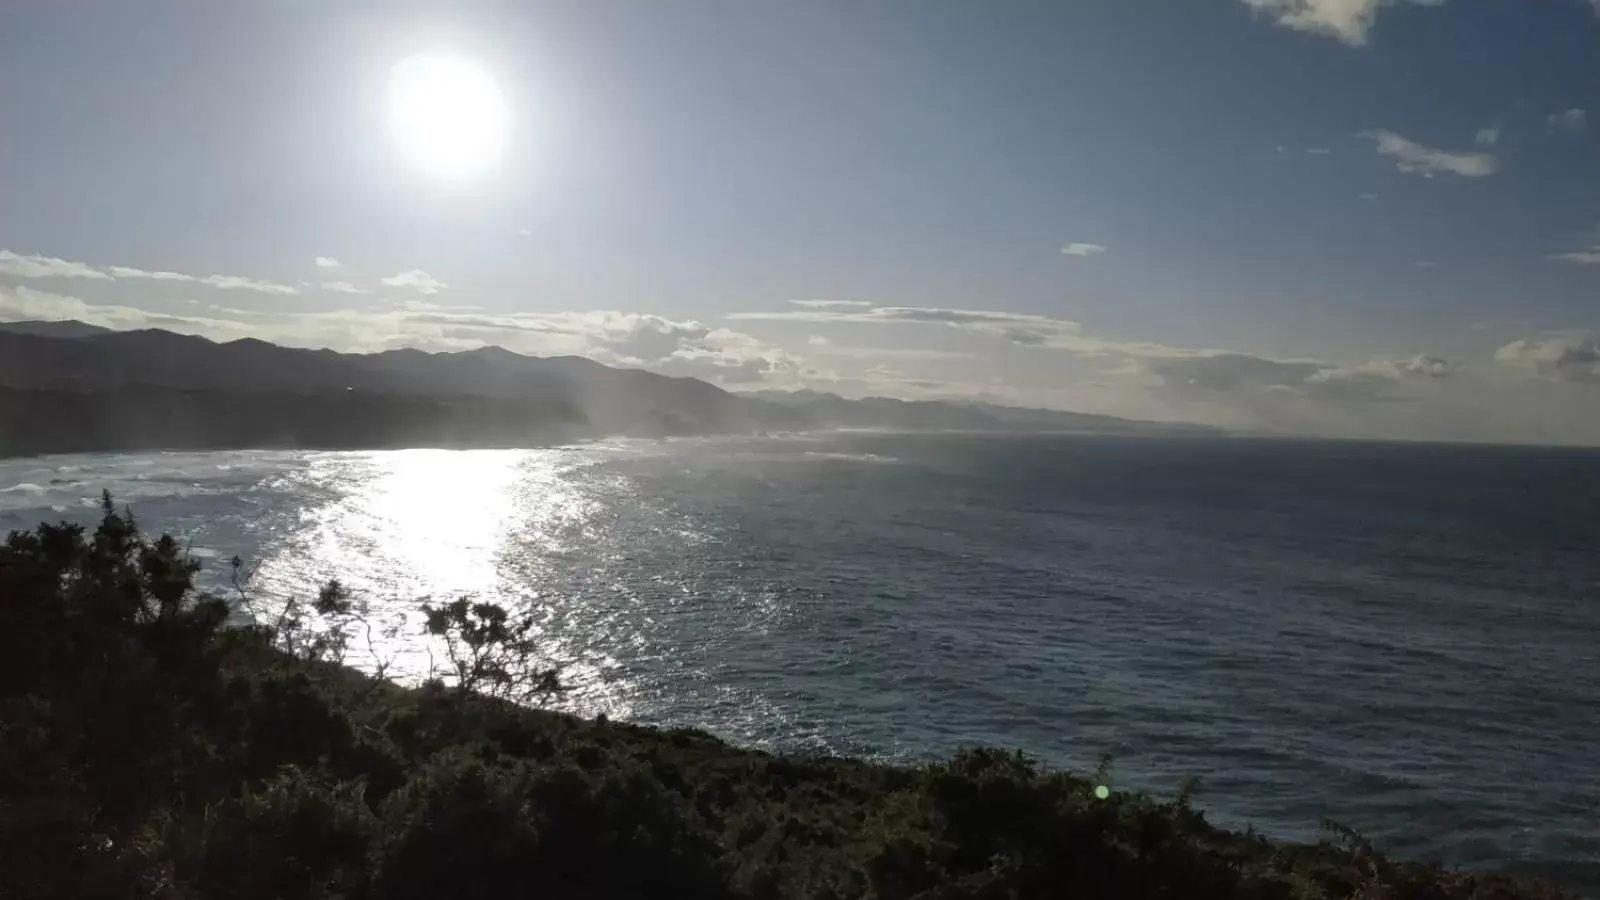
2,433 -> 1596,889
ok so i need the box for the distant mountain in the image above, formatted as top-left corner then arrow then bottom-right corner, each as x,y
0,322 -> 750,436
0,321 -> 1208,457
741,389 -> 1210,436
0,319 -> 115,339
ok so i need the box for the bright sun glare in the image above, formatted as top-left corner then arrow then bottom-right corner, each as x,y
387,55 -> 509,180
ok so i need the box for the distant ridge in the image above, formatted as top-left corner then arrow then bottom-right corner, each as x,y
0,319 -> 115,339
0,320 -> 1210,457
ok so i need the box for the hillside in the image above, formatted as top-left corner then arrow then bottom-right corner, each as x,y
0,502 -> 1573,899
0,321 -> 1207,456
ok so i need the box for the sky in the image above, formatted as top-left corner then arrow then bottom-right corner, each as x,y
2,0 -> 1599,444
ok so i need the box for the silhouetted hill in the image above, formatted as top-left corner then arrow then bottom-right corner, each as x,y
0,319 -> 115,339
0,321 -> 1209,456
0,324 -> 754,443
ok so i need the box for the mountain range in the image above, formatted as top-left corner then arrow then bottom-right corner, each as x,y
0,320 -> 1208,457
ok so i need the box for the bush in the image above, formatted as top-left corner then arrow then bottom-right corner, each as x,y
0,500 -> 1578,900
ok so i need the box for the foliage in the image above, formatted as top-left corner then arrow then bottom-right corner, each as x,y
0,501 -> 1578,900
421,597 -> 563,704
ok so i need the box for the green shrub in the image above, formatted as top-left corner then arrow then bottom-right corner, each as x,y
0,499 -> 1577,900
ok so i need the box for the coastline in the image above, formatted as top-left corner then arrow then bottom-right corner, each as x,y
1,498 -> 1585,898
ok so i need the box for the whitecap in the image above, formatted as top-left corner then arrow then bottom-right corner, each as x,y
801,451 -> 899,463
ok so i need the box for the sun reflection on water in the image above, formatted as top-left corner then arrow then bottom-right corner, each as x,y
250,448 -> 636,719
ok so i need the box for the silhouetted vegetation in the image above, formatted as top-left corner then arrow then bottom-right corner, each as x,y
0,500 -> 1573,899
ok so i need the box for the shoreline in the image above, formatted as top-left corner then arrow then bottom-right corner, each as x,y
1,496 -> 1588,898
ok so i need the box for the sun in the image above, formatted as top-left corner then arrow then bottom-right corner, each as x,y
387,55 -> 509,180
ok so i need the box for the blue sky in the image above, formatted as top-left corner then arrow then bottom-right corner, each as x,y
2,0 -> 1599,443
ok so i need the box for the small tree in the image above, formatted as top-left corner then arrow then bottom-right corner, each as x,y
421,598 -> 562,705
229,561 -> 399,680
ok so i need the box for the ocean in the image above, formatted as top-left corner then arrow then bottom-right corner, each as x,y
1,433 -> 1596,890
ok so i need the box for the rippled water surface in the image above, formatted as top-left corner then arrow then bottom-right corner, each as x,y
2,433 -> 1597,889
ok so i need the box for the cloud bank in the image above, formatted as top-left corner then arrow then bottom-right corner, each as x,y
6,247 -> 1600,445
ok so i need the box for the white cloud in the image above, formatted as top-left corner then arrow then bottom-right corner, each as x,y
1060,243 -> 1107,257
322,281 -> 371,294
1237,0 -> 1450,46
108,266 -> 194,281
1358,192 -> 1380,201
513,227 -> 533,237
0,286 -> 258,338
1360,130 -> 1497,178
1475,127 -> 1499,146
789,299 -> 875,309
1413,260 -> 1438,268
1306,147 -> 1334,155
1,248 -> 301,293
315,256 -> 341,269
381,270 -> 446,294
1495,333 -> 1600,383
1548,108 -> 1587,132
197,275 -> 300,295
0,250 -> 112,280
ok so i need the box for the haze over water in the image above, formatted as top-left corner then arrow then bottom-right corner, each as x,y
2,432 -> 1596,890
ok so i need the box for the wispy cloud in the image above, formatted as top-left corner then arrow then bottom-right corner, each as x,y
1358,193 -> 1380,201
315,256 -> 341,269
107,266 -> 194,281
380,270 -> 446,294
1552,250 -> 1600,264
1550,248 -> 1600,264
1548,108 -> 1587,132
1,250 -> 113,280
1549,226 -> 1600,264
788,299 -> 875,309
1237,0 -> 1451,47
1360,130 -> 1497,178
1060,243 -> 1107,257
1306,147 -> 1334,155
2,249 -> 300,293
322,281 -> 372,294
197,275 -> 300,295
1475,126 -> 1499,146
732,303 -> 1209,358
